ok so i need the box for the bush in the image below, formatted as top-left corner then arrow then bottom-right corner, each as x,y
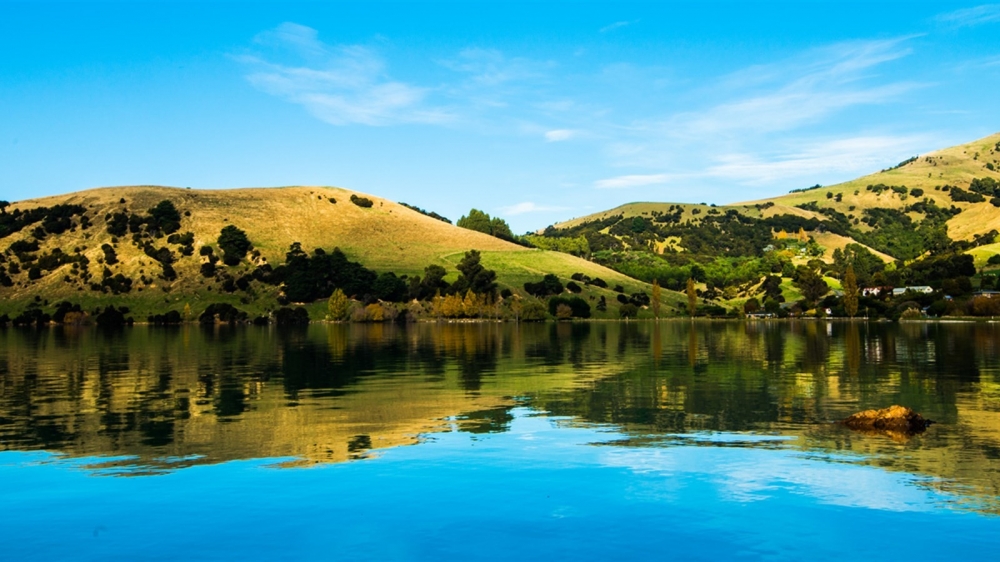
565,281 -> 582,293
274,307 -> 311,325
95,306 -> 131,328
148,310 -> 183,325
524,274 -> 563,297
350,194 -> 374,208
520,300 -> 548,321
548,296 -> 591,319
988,254 -> 1000,265
199,303 -> 248,324
619,303 -> 638,318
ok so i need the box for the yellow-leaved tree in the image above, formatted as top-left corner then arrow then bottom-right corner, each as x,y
327,288 -> 350,321
686,278 -> 697,317
651,280 -> 662,319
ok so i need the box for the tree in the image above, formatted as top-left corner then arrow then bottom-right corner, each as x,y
555,303 -> 573,320
686,278 -> 697,317
327,288 -> 350,320
793,265 -> 829,307
147,200 -> 181,235
843,265 -> 859,318
462,289 -> 481,317
457,209 -> 514,241
743,298 -> 760,314
651,279 -> 662,319
0,201 -> 9,214
452,250 -> 497,296
218,225 -> 252,266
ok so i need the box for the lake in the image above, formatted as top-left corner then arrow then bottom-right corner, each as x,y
1,321 -> 998,560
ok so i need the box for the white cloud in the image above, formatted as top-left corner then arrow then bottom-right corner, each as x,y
600,20 -> 638,33
670,39 -> 918,139
594,174 -> 670,189
499,202 -> 568,215
544,129 -> 577,142
238,23 -> 453,126
935,4 -> 1000,27
704,135 -> 930,188
440,48 -> 552,87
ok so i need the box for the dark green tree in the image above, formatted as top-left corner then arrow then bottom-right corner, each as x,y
451,250 -> 497,296
217,225 -> 252,266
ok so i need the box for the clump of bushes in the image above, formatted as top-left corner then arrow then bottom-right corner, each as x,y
350,194 -> 374,208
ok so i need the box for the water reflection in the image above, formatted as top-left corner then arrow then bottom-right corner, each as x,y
0,320 -> 999,512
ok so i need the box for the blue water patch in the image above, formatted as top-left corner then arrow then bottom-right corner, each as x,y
1,408 -> 996,561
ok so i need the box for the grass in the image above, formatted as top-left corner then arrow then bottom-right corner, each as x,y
553,132 -> 1000,263
1,185 -> 687,318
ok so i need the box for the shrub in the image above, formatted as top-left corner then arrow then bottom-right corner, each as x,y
548,296 -> 591,318
520,300 -> 548,321
565,281 -> 582,293
619,303 -> 638,318
148,310 -> 183,325
524,274 -> 563,297
101,243 -> 118,265
199,303 -> 248,324
350,194 -> 374,208
274,307 -> 311,325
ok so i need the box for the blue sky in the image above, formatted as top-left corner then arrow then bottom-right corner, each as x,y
3,1 -> 1000,232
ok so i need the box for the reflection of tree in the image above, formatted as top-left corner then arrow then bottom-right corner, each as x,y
845,321 -> 861,377
1,322 -> 999,512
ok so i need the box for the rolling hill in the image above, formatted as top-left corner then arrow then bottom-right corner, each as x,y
552,132 -> 1000,263
0,185 -> 679,320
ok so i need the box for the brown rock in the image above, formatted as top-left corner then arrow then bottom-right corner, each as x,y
842,405 -> 933,437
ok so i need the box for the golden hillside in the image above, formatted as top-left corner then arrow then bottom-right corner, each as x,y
550,132 -> 1000,263
0,185 -> 668,317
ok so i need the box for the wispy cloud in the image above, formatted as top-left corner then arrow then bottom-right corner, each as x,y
594,38 -> 926,193
544,129 -> 577,142
705,135 -> 930,187
669,39 -> 918,138
440,48 -> 552,86
499,202 -> 569,215
935,4 -> 1000,27
238,23 -> 453,126
600,20 -> 638,33
594,174 -> 670,189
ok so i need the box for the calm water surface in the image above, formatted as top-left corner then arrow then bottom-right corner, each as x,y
1,321 -> 998,560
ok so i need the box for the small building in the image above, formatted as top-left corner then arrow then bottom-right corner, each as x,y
892,286 -> 934,296
862,287 -> 891,297
972,291 -> 1000,299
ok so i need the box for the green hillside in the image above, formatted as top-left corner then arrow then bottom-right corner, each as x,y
538,132 -> 1000,317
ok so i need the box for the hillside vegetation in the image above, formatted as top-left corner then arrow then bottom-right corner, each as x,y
538,132 -> 1000,318
0,185 -> 674,322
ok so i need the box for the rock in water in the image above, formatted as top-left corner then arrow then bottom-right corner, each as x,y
842,405 -> 933,434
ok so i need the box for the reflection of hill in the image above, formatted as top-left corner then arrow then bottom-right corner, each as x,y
0,324 -> 632,469
0,321 -> 998,512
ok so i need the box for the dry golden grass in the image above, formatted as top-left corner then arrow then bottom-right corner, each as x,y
1,185 -> 671,316
552,132 -> 1000,263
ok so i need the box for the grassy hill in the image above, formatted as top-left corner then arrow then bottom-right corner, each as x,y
0,185 -> 677,319
540,132 -> 1000,312
744,132 -> 1000,242
556,132 -> 1000,254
